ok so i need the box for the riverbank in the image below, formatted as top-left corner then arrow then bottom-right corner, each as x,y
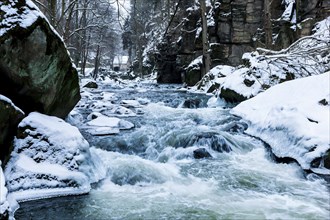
232,72 -> 330,175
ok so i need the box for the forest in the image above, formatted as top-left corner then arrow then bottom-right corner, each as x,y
0,0 -> 329,219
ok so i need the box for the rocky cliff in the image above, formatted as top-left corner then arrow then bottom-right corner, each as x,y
156,0 -> 330,84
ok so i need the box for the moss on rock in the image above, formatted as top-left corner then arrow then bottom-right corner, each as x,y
0,0 -> 80,119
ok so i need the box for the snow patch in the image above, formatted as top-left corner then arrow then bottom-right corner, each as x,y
0,0 -> 46,37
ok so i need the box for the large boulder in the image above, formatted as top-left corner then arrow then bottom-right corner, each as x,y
0,95 -> 25,164
4,112 -> 103,201
0,0 -> 80,119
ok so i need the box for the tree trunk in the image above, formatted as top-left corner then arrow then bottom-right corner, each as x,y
200,0 -> 211,76
63,0 -> 76,43
264,0 -> 273,49
50,0 -> 57,26
137,39 -> 143,78
295,0 -> 300,23
93,45 -> 101,80
167,0 -> 171,22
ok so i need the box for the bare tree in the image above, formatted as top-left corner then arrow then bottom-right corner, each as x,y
200,0 -> 211,76
264,0 -> 273,49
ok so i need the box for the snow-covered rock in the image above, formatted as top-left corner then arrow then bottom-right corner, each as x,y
120,100 -> 142,108
185,56 -> 203,86
193,17 -> 330,103
232,72 -> 330,175
0,162 -> 9,219
4,112 -> 102,201
0,0 -> 80,119
85,113 -> 134,136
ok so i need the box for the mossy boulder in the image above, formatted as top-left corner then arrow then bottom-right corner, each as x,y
0,95 -> 24,165
0,0 -> 80,119
185,67 -> 201,86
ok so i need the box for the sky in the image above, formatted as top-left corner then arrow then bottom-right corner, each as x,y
113,0 -> 130,23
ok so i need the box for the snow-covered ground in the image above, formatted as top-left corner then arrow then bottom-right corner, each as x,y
4,112 -> 105,202
232,72 -> 330,174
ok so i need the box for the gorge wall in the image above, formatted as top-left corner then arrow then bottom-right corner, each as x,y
156,0 -> 330,84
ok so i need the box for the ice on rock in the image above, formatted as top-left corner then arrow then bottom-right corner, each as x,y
120,100 -> 142,108
232,72 -> 330,174
85,113 -> 134,136
101,92 -> 118,101
4,112 -> 103,201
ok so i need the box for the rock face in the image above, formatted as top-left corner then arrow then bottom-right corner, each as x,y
155,0 -> 330,84
0,0 -> 80,119
0,95 -> 25,164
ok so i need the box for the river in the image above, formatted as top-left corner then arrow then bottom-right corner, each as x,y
15,82 -> 330,219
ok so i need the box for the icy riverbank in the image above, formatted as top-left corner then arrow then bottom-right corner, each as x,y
232,72 -> 330,174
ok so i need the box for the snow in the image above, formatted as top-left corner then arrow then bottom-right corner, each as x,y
87,115 -> 121,127
220,67 -> 262,98
0,0 -> 46,37
85,113 -> 134,136
4,112 -> 102,202
313,16 -> 330,39
192,16 -> 330,101
186,55 -> 202,70
280,2 -> 294,22
113,56 -> 129,65
0,163 -> 9,216
232,72 -> 330,174
120,100 -> 142,108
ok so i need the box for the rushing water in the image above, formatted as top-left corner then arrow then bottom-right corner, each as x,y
15,83 -> 330,219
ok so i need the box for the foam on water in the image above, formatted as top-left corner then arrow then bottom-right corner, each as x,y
14,83 -> 330,219
81,146 -> 329,220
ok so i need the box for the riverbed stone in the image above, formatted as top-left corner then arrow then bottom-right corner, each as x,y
193,148 -> 212,159
181,98 -> 202,109
83,81 -> 98,89
220,87 -> 248,103
324,151 -> 330,170
0,0 -> 80,119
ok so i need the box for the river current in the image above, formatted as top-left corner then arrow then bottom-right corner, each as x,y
15,83 -> 330,219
